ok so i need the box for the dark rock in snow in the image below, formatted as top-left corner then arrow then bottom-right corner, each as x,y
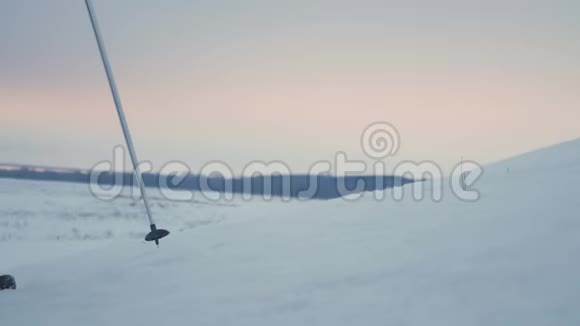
0,275 -> 16,290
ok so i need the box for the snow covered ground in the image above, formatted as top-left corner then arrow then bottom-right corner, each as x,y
1,139 -> 580,325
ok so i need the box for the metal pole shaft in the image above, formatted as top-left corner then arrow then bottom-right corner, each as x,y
85,0 -> 156,226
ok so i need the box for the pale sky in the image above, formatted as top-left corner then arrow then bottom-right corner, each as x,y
1,0 -> 579,174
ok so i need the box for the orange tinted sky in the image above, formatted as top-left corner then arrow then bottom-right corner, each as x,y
1,1 -> 579,173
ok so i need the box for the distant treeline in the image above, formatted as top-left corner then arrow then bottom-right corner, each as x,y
0,165 -> 414,199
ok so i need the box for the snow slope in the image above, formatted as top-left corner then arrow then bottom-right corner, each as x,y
1,138 -> 580,325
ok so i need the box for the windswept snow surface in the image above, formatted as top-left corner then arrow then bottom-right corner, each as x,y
2,139 -> 580,325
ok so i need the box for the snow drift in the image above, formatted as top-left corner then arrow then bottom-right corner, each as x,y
1,138 -> 580,325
